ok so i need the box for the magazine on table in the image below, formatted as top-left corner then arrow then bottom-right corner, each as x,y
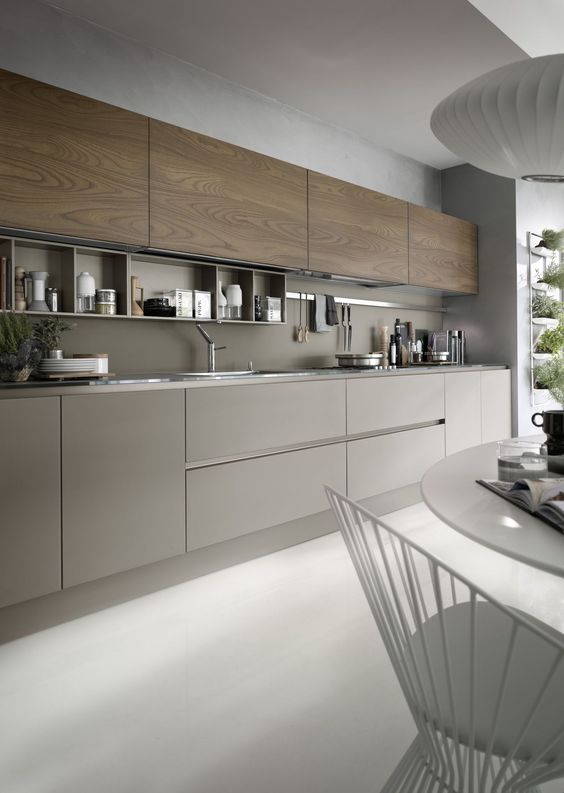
477,478 -> 564,533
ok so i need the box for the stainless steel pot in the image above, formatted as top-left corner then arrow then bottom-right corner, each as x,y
335,353 -> 384,368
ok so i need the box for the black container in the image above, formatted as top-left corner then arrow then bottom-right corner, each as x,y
143,297 -> 175,318
532,410 -> 564,454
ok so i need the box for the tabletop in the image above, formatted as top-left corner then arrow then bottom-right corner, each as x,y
421,441 -> 564,578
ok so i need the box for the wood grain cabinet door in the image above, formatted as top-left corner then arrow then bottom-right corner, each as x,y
0,69 -> 149,246
307,171 -> 408,282
408,204 -> 478,293
149,120 -> 307,268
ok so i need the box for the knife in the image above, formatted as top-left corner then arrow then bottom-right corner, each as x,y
347,304 -> 352,351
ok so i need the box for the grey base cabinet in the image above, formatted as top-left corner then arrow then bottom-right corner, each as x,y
348,425 -> 445,501
445,369 -> 512,455
0,397 -> 61,608
62,390 -> 185,588
186,444 -> 346,550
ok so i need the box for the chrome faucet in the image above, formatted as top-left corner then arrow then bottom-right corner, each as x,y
196,324 -> 226,372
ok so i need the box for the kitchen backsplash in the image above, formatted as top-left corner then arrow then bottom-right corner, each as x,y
56,277 -> 445,373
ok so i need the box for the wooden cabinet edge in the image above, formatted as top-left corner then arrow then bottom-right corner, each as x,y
407,202 -> 478,294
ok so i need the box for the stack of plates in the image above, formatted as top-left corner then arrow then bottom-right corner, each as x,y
38,358 -> 98,374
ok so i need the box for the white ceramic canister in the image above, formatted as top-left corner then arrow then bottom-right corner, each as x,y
76,271 -> 96,313
225,283 -> 242,319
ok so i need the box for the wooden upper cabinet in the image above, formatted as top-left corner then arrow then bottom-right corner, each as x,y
0,69 -> 149,246
149,120 -> 307,268
408,204 -> 478,293
307,171 -> 408,282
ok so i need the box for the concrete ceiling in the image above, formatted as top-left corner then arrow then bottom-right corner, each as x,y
40,0 -> 558,169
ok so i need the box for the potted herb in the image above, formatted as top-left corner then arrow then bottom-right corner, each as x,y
534,357 -> 564,403
532,293 -> 563,320
539,228 -> 564,252
534,324 -> 564,355
538,260 -> 564,290
0,312 -> 41,382
33,316 -> 75,358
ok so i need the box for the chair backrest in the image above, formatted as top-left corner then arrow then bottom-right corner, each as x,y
326,487 -> 564,791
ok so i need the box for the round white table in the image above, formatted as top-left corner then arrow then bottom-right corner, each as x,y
421,441 -> 564,578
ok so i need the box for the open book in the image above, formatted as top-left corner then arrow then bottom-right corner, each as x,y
478,478 -> 564,533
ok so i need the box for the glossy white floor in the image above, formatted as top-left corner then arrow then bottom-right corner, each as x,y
1,502 -> 564,793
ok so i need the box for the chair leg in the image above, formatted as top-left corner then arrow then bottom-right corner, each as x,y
380,737 -> 442,793
379,737 -> 545,793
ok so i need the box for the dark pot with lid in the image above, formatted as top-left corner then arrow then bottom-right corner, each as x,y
532,409 -> 564,454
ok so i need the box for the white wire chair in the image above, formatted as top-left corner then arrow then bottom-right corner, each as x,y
326,487 -> 564,793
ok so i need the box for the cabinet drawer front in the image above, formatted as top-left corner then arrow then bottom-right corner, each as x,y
0,396 -> 61,607
186,379 -> 346,462
347,375 -> 444,435
62,390 -> 185,588
348,424 -> 445,501
186,444 -> 346,549
445,372 -> 482,455
481,369 -> 511,442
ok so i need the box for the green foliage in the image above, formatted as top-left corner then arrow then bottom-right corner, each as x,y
535,357 -> 564,404
539,261 -> 564,289
0,311 -> 34,355
532,293 -> 563,319
541,228 -> 564,251
535,324 -> 564,354
33,316 -> 75,353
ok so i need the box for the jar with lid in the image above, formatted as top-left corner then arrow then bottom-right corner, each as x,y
76,272 -> 96,313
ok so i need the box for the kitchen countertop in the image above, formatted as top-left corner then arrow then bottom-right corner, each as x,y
0,364 -> 509,398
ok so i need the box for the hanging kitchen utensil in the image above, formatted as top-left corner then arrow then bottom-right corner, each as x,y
296,292 -> 304,343
341,304 -> 347,351
347,304 -> 352,351
304,295 -> 310,343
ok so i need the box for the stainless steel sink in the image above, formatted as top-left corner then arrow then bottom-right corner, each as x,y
175,370 -> 258,378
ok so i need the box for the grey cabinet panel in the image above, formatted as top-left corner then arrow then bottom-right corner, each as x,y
0,397 -> 61,607
62,390 -> 185,588
186,379 -> 346,462
445,372 -> 482,455
347,375 -> 445,436
186,444 -> 346,550
348,425 -> 445,501
481,370 -> 511,442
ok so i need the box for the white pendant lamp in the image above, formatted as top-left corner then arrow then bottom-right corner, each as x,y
431,54 -> 564,182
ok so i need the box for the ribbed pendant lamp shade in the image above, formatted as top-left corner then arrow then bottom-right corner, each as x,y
431,54 -> 564,182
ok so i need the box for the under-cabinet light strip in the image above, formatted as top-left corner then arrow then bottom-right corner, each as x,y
286,291 -> 447,313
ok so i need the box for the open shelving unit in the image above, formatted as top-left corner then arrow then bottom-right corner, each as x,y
528,231 -> 561,406
0,234 -> 287,325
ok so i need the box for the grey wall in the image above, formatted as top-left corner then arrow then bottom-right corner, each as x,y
441,165 -> 564,436
440,166 -> 518,426
57,278 -> 443,373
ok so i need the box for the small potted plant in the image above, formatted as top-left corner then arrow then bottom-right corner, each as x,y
534,357 -> 564,413
533,228 -> 564,256
33,316 -> 75,359
534,323 -> 564,357
532,293 -> 563,320
0,312 -> 42,382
